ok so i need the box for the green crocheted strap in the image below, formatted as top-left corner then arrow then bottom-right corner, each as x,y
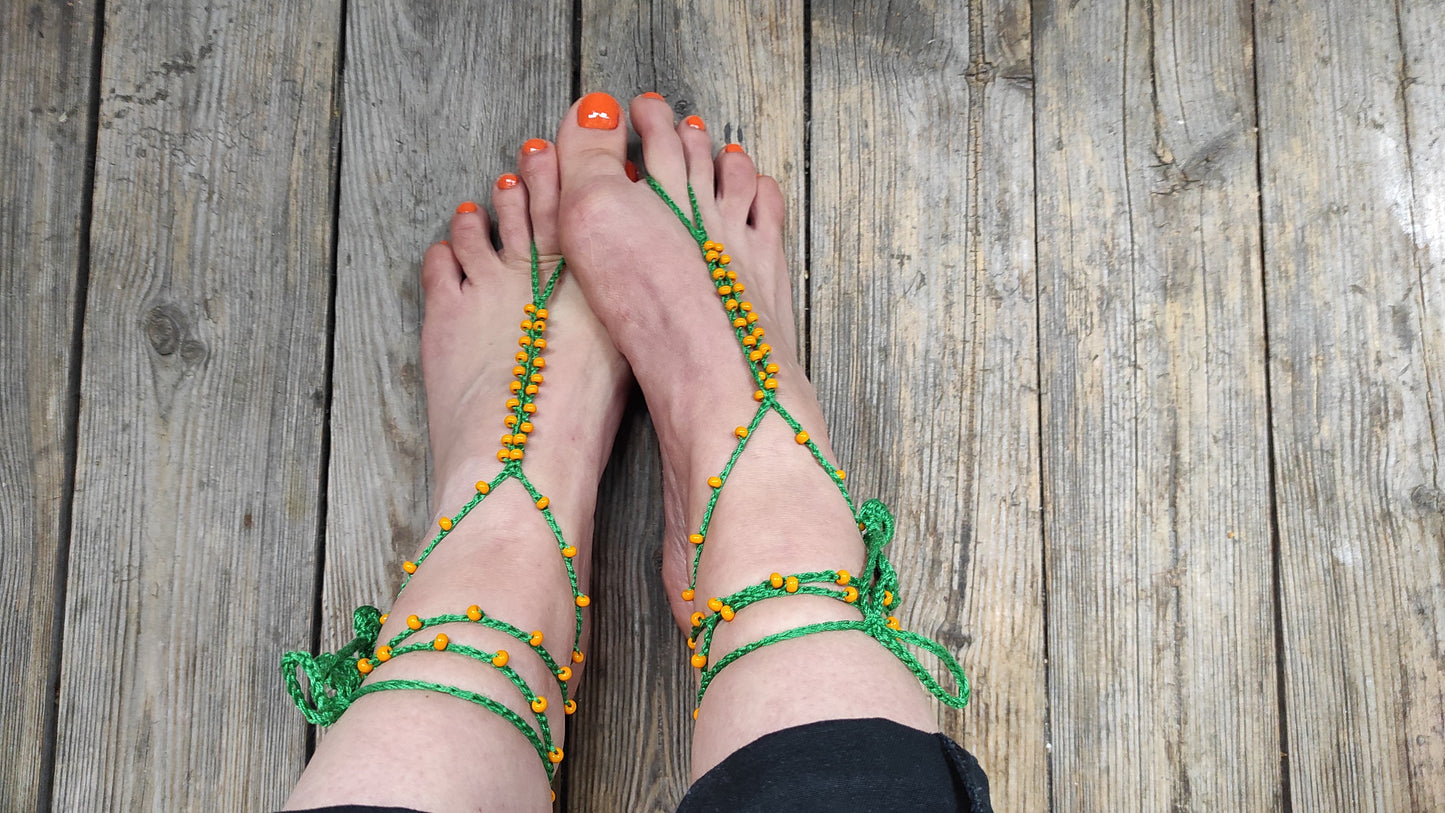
280,243 -> 580,784
643,178 -> 970,718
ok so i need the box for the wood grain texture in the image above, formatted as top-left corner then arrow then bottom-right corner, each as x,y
0,2 -> 96,808
571,1 -> 805,807
51,2 -> 339,808
808,2 -> 1047,809
321,0 -> 571,728
1257,0 -> 1445,808
1034,0 -> 1280,808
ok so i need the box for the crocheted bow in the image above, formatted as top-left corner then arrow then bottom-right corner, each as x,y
280,605 -> 383,725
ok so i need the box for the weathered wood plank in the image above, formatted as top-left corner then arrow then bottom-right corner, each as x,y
1034,0 -> 1280,808
570,1 -> 806,807
0,2 -> 97,808
51,2 -> 340,808
321,0 -> 571,735
1257,0 -> 1445,808
809,2 -> 1048,808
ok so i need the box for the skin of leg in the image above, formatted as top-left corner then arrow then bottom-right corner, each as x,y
554,93 -> 937,780
285,143 -> 628,811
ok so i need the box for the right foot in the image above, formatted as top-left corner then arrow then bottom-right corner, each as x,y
554,93 -> 937,774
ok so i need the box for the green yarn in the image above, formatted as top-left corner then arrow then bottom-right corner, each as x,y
646,179 -> 971,717
281,244 -> 578,782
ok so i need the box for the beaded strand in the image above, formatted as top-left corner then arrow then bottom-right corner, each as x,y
645,179 -> 970,721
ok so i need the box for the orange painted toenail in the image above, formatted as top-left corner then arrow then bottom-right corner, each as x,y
578,92 -> 621,129
642,92 -> 665,100
724,143 -> 743,153
522,138 -> 548,154
625,160 -> 640,182
684,115 -> 706,130
456,201 -> 478,214
497,173 -> 520,190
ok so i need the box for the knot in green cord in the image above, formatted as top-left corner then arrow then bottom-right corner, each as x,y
280,605 -> 383,725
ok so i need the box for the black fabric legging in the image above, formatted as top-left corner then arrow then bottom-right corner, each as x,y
290,717 -> 992,812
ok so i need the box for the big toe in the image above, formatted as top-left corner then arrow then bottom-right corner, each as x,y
556,92 -> 628,195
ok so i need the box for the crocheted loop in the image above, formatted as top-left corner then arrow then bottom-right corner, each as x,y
280,605 -> 383,725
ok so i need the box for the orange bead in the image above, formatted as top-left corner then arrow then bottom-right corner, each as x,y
733,283 -> 745,293
720,606 -> 735,622
505,414 -> 518,426
707,476 -> 723,488
523,404 -> 537,413
713,268 -> 726,280
575,594 -> 590,607
740,301 -> 753,312
439,516 -> 454,530
886,616 -> 901,630
433,634 -> 449,651
707,596 -> 723,612
718,254 -> 731,265
506,397 -> 520,408
765,363 -> 779,374
733,317 -> 748,328
562,545 -> 577,558
835,570 -> 851,586
844,586 -> 859,603
754,390 -> 766,401
524,304 -> 537,314
402,560 -> 417,574
532,321 -> 546,332
509,448 -> 524,460
519,422 -> 534,433
532,357 -> 545,368
564,699 -> 577,715
548,748 -> 564,764
743,336 -> 758,347
521,320 -> 533,330
519,336 -> 532,347
705,250 -> 720,262
376,645 -> 392,662
734,426 -> 749,438
357,660 -> 373,674
529,630 -> 544,646
747,312 -> 759,324
529,373 -> 543,384
534,338 -> 547,350
690,612 -> 705,628
795,431 -> 810,444
530,697 -> 547,713
536,308 -> 548,320
724,299 -> 738,311
718,285 -> 732,295
525,384 -> 539,395
476,481 -> 491,494
492,650 -> 510,667
379,613 -> 389,625
749,350 -> 764,362
515,351 -> 528,363
764,379 -> 778,390
467,605 -> 483,621
536,496 -> 550,510
691,653 -> 707,669
784,576 -> 799,593
693,707 -> 700,720
407,614 -> 422,630
687,636 -> 695,649
836,469 -> 847,480
509,381 -> 522,393
557,666 -> 573,681
884,590 -> 895,606
682,588 -> 695,601
512,365 -> 526,377
572,650 -> 585,664
496,450 -> 509,462
689,533 -> 704,545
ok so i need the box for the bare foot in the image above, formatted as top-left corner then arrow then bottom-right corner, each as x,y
286,139 -> 629,811
554,93 -> 936,777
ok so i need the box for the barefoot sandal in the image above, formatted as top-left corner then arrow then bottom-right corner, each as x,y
280,245 -> 583,785
645,179 -> 971,720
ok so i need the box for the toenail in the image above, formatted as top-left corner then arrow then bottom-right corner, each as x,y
724,143 -> 743,153
624,160 -> 640,182
522,138 -> 549,154
456,201 -> 478,214
578,92 -> 621,130
684,114 -> 706,130
497,173 -> 520,190
642,91 -> 665,100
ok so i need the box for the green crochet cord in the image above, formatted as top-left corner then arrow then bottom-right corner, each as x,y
645,179 -> 971,718
280,244 -> 580,782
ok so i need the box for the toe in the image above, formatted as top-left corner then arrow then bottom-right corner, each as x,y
421,241 -> 463,295
715,144 -> 758,222
492,173 -> 531,262
677,116 -> 715,196
555,92 -> 628,195
518,139 -> 561,254
630,94 -> 689,200
749,174 -> 785,233
449,200 -> 501,274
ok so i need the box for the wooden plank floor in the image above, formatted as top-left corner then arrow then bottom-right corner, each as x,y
2,1 -> 1440,810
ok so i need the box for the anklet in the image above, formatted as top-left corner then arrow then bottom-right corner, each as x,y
281,244 -> 583,785
646,179 -> 971,720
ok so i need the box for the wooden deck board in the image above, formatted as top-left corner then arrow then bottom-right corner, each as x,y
1034,0 -> 1281,808
0,3 -> 97,810
50,2 -> 339,808
3,0 -> 1442,809
1258,0 -> 1445,808
808,2 -> 1047,808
